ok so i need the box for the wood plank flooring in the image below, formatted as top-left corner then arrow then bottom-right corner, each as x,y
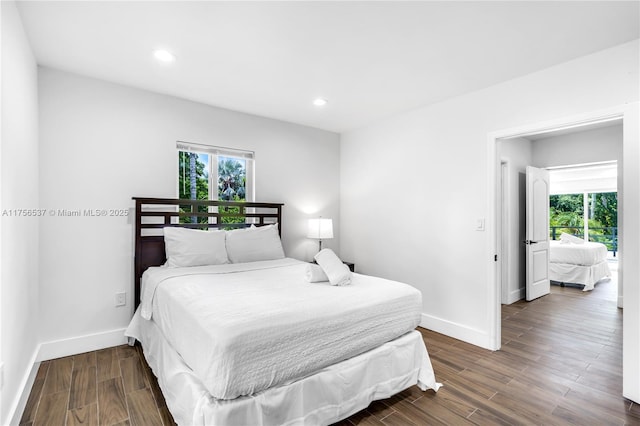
22,263 -> 640,425
20,344 -> 171,426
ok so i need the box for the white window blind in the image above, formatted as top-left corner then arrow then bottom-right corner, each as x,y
176,141 -> 254,160
548,161 -> 617,195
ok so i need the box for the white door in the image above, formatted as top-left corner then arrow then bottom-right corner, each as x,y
526,166 -> 550,301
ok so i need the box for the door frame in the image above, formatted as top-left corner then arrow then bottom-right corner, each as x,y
499,160 -> 509,304
486,103 -> 640,402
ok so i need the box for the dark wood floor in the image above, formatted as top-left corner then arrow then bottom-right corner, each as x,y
19,343 -> 175,426
21,265 -> 640,425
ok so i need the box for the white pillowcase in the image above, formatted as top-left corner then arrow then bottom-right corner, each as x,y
164,227 -> 229,267
225,224 -> 285,263
560,232 -> 585,244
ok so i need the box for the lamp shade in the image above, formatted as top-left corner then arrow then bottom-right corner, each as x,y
307,218 -> 333,239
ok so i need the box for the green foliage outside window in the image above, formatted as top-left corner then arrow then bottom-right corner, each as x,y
178,152 -> 209,225
217,156 -> 247,225
549,194 -> 584,236
550,192 -> 617,250
591,193 -> 617,228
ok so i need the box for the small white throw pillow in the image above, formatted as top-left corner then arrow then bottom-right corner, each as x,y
314,248 -> 352,286
304,263 -> 329,283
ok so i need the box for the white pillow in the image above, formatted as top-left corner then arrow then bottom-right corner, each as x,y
560,232 -> 585,244
164,227 -> 229,267
225,224 -> 285,263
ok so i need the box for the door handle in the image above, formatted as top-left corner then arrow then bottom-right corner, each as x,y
523,240 -> 540,245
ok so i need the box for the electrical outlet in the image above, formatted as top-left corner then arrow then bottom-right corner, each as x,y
115,292 -> 126,307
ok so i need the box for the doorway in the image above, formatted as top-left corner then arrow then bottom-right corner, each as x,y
486,104 -> 640,403
499,125 -> 621,305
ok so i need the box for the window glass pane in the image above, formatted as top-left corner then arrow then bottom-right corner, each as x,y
588,192 -> 617,250
218,156 -> 246,225
218,156 -> 246,201
178,151 -> 209,224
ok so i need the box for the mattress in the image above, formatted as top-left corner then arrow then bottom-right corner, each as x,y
138,258 -> 423,400
549,240 -> 608,265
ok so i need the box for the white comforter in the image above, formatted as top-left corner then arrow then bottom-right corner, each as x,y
138,258 -> 423,400
550,240 -> 608,265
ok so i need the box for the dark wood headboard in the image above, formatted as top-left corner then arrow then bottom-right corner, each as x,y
132,197 -> 284,307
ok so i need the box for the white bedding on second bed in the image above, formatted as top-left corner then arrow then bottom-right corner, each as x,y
550,240 -> 608,265
139,258 -> 423,400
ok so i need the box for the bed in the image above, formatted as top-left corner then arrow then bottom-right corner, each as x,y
125,197 -> 440,425
549,237 -> 611,291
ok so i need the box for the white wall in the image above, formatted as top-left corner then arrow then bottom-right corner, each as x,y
532,123 -> 623,168
340,40 -> 638,352
1,1 -> 40,424
38,68 -> 340,357
498,138 -> 532,304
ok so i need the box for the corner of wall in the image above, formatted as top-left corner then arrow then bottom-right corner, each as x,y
1,1 -> 41,423
3,345 -> 39,426
506,287 -> 525,305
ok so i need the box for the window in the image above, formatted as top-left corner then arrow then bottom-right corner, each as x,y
549,163 -> 618,252
549,192 -> 618,252
177,141 -> 255,224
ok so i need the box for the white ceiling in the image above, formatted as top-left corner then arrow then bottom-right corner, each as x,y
16,1 -> 639,133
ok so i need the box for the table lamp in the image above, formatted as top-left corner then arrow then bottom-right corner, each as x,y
307,217 -> 333,252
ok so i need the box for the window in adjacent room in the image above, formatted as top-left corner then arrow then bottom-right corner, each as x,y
549,162 -> 618,254
177,141 -> 255,224
549,192 -> 618,253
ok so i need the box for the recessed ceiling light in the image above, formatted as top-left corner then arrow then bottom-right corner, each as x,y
153,49 -> 176,63
313,98 -> 328,107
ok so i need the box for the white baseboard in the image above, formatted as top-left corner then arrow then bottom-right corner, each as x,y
37,328 -> 128,362
505,287 -> 525,305
5,348 -> 39,426
420,313 -> 493,350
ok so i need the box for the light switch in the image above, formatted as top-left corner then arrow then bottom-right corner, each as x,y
476,218 -> 485,231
